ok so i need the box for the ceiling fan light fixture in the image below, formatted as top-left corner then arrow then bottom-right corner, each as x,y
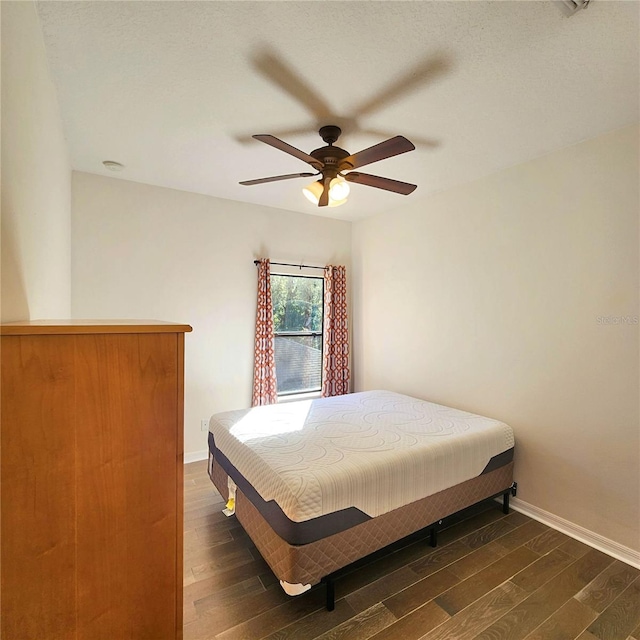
302,177 -> 349,207
302,180 -> 324,204
328,197 -> 348,208
329,176 -> 350,201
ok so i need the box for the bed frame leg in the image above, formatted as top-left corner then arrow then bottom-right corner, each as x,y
323,577 -> 335,611
429,519 -> 442,548
503,490 -> 510,514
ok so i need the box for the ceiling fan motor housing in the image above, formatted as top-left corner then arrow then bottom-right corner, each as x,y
313,126 -> 354,174
310,145 -> 352,175
319,125 -> 342,145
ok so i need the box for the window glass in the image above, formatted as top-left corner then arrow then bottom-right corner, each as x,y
271,275 -> 323,395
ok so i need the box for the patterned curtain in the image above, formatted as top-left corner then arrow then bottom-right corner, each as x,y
252,259 -> 278,406
322,265 -> 350,397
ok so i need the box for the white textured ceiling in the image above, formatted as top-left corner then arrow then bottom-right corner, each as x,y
37,1 -> 639,221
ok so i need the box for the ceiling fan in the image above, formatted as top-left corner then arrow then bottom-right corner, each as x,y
239,125 -> 417,208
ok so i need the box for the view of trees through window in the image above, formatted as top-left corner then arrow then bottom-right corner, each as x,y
271,275 -> 323,395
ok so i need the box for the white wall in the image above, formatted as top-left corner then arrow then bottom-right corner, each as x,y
71,172 -> 351,455
352,125 -> 639,552
1,1 -> 71,322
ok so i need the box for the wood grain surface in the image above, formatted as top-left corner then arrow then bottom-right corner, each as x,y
75,333 -> 180,638
183,460 -> 638,640
1,336 -> 77,640
1,326 -> 188,639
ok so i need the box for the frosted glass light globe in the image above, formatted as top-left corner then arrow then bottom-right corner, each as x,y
302,177 -> 349,207
329,177 -> 350,201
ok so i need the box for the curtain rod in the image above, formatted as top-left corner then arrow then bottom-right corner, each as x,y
253,260 -> 326,271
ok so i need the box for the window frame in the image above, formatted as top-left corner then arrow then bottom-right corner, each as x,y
271,272 -> 324,399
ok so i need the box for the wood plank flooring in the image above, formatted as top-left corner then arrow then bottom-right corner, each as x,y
183,461 -> 639,640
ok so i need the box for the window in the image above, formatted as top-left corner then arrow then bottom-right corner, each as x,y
271,274 -> 324,397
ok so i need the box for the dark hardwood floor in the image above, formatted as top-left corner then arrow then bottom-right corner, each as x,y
183,460 -> 640,640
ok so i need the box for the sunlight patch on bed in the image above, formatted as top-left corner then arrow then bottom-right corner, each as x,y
230,400 -> 312,442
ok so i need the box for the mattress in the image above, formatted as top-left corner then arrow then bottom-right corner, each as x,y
208,390 -> 514,544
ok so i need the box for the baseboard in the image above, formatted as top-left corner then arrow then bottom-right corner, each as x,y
184,449 -> 208,464
507,497 -> 640,569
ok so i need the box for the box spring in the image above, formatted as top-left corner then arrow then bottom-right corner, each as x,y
209,456 -> 514,589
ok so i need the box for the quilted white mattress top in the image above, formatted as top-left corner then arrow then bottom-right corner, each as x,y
209,390 -> 514,523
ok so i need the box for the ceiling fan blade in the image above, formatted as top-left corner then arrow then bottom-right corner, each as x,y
253,134 -> 323,169
344,171 -> 417,195
318,176 -> 331,207
359,127 -> 440,149
235,126 -> 319,145
239,172 -> 316,186
341,136 -> 415,170
252,49 -> 334,121
352,55 -> 451,119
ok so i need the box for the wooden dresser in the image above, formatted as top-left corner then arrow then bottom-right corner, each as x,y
1,320 -> 192,640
